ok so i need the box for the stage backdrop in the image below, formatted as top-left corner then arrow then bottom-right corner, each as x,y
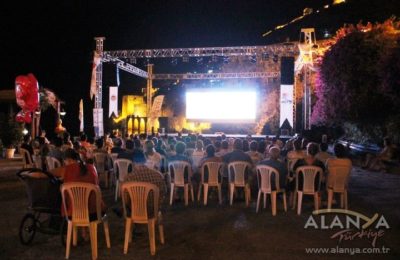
280,84 -> 294,129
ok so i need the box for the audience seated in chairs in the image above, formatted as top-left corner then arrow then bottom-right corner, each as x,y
315,142 -> 333,166
246,141 -> 264,165
144,140 -> 162,170
257,146 -> 287,190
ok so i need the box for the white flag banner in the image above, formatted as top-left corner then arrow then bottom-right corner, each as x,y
93,108 -> 104,137
149,95 -> 164,118
79,99 -> 84,132
280,84 -> 294,128
90,51 -> 101,100
109,86 -> 119,117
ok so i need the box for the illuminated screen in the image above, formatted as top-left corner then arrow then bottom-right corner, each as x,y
186,89 -> 257,122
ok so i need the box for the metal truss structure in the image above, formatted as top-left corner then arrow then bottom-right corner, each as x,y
103,53 -> 148,78
93,38 -> 302,135
152,71 -> 279,80
104,43 -> 298,59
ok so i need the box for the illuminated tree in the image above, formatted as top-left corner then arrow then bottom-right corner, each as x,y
311,19 -> 400,140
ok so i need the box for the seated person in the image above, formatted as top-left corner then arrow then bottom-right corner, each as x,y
246,141 -> 264,165
215,140 -> 229,157
168,142 -> 192,164
199,144 -> 223,182
315,142 -> 332,166
257,146 -> 287,190
191,140 -> 206,172
111,137 -> 125,155
21,135 -> 34,163
168,142 -> 192,183
326,143 -> 352,183
363,137 -> 396,172
125,154 -> 167,214
292,142 -> 325,191
47,137 -> 64,163
144,140 -> 162,170
222,138 -> 253,180
53,149 -> 106,217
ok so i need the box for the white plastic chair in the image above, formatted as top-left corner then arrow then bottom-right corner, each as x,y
256,165 -> 287,216
113,159 -> 133,201
168,161 -> 194,206
108,153 -> 118,187
61,182 -> 110,259
228,161 -> 252,207
121,182 -> 164,255
45,156 -> 62,171
294,166 -> 323,215
93,153 -> 109,188
20,148 -> 35,168
32,154 -> 42,170
197,162 -> 223,205
326,166 -> 351,209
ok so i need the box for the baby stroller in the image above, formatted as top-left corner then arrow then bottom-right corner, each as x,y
17,168 -> 66,245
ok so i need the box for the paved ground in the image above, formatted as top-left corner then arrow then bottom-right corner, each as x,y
0,164 -> 399,260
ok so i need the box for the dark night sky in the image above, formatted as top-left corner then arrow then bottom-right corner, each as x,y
1,0 -> 399,135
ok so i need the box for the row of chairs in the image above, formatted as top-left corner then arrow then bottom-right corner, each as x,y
166,161 -> 351,216
61,181 -> 164,259
110,157 -> 350,215
20,148 -> 63,171
61,160 -> 350,259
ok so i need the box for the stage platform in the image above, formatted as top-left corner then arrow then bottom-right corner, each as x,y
161,133 -> 293,140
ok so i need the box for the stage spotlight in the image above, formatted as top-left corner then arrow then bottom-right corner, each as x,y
223,56 -> 230,64
130,57 -> 136,64
183,56 -> 189,62
211,55 -> 218,62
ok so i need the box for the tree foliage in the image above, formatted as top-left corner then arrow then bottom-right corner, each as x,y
312,18 -> 400,140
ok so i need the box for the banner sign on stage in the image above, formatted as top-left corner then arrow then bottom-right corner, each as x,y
150,95 -> 164,118
90,51 -> 101,100
280,84 -> 294,128
109,86 -> 119,117
93,108 -> 104,137
79,99 -> 84,132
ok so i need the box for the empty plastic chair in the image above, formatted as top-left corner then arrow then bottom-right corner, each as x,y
46,156 -> 62,171
114,159 -> 133,201
93,153 -> 109,188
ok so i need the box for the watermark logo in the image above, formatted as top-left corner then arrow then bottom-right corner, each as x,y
304,209 -> 390,247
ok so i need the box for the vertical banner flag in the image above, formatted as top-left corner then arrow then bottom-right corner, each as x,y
79,99 -> 84,132
93,108 -> 104,137
149,95 -> 164,118
109,86 -> 119,117
280,84 -> 294,128
90,51 -> 101,100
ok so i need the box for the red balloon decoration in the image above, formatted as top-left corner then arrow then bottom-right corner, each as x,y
15,73 -> 39,123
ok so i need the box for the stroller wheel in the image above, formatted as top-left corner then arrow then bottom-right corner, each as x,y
19,214 -> 37,245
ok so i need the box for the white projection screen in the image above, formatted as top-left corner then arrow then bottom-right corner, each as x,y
186,89 -> 257,123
